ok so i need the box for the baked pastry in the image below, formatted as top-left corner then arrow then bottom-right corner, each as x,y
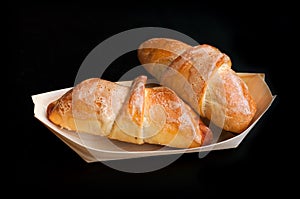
138,38 -> 257,133
47,75 -> 213,148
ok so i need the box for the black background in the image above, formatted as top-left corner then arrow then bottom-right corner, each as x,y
13,1 -> 296,197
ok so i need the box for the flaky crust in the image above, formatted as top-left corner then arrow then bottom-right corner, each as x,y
47,76 -> 212,148
137,38 -> 191,81
138,38 -> 257,133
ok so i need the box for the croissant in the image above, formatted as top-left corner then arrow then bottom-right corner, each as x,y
138,38 -> 257,133
47,75 -> 213,148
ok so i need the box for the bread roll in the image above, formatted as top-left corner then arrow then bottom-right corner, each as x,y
138,38 -> 257,133
47,76 -> 213,148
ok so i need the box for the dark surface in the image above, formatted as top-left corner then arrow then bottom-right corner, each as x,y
13,1 -> 296,197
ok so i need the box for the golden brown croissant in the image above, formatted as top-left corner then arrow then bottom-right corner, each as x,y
138,38 -> 257,133
47,75 -> 213,148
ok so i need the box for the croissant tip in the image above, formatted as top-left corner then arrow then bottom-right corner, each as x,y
202,126 -> 214,146
47,101 -> 56,118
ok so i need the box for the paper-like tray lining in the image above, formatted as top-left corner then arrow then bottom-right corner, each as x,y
32,73 -> 276,162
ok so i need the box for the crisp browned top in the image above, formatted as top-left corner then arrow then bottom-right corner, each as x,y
137,38 -> 257,133
138,38 -> 191,66
47,75 -> 213,148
